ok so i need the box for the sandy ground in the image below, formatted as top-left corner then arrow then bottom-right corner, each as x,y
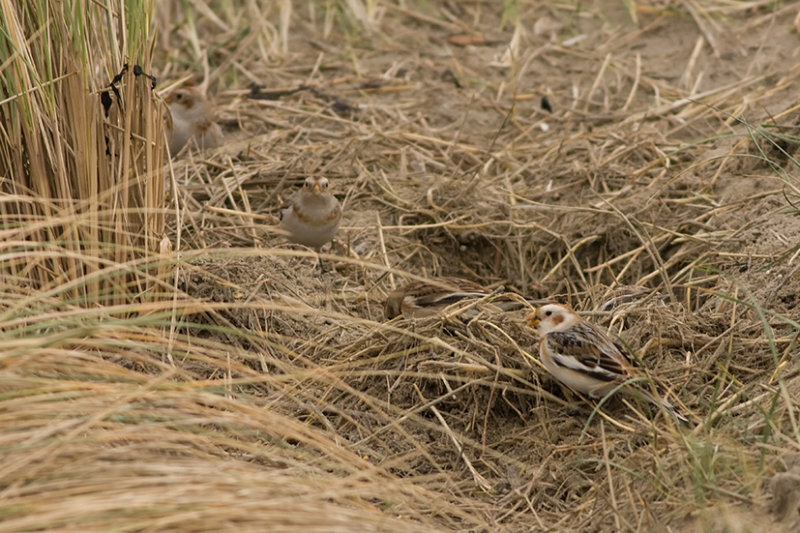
5,2 -> 800,532
154,2 -> 800,531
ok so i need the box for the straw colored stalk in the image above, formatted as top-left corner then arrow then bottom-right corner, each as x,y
0,0 -> 166,305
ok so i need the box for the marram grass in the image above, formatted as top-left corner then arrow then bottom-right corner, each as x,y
0,0 -> 165,305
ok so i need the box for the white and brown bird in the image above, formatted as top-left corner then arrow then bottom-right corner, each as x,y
164,85 -> 222,155
385,277 -> 543,320
527,302 -> 688,423
281,176 -> 342,251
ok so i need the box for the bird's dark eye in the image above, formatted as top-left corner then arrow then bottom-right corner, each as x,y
545,310 -> 552,317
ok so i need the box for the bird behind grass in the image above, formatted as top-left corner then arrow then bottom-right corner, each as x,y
165,85 -> 222,155
386,277 -> 545,320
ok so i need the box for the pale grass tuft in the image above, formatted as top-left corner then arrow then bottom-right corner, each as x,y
4,1 -> 800,532
0,0 -> 165,305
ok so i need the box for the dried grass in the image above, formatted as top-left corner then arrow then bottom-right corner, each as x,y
0,1 -> 166,304
3,1 -> 800,532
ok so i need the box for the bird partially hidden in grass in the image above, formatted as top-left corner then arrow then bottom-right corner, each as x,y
164,85 -> 222,155
527,302 -> 689,423
385,277 -> 545,320
281,176 -> 342,255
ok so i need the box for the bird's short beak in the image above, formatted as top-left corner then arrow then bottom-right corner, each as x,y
526,311 -> 540,328
311,183 -> 322,194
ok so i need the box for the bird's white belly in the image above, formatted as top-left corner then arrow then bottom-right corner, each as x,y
281,206 -> 340,249
540,345 -> 617,398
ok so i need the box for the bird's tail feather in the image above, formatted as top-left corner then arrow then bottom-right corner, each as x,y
626,382 -> 690,424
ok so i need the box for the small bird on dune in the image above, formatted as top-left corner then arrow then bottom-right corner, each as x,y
164,85 -> 222,155
385,277 -> 544,320
281,176 -> 342,251
527,302 -> 688,423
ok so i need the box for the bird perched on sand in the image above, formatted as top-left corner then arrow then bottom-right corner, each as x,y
527,302 -> 688,423
281,176 -> 342,251
164,85 -> 222,155
385,277 -> 544,320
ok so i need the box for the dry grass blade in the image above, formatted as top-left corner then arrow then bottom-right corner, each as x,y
0,1 -> 165,305
4,0 -> 800,532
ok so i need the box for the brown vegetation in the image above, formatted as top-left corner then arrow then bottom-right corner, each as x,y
3,1 -> 800,531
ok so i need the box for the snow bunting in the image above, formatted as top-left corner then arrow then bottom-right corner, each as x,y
164,85 -> 222,155
527,302 -> 688,423
385,277 -> 544,319
281,176 -> 342,250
